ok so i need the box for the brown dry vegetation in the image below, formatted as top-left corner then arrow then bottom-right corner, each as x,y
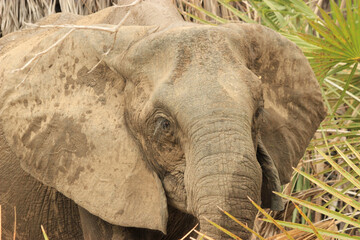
0,0 -> 334,37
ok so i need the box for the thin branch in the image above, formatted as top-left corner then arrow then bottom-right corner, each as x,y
12,29 -> 75,73
11,0 -> 140,82
87,48 -> 112,74
325,78 -> 360,103
112,10 -> 132,33
180,224 -> 199,240
15,58 -> 39,88
113,0 -> 141,8
88,10 -> 132,73
22,9 -> 133,75
316,129 -> 360,134
25,8 -> 132,35
25,22 -> 117,33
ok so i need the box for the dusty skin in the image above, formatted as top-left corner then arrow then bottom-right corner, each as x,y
0,0 -> 326,239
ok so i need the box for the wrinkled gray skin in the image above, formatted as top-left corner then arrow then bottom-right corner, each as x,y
0,0 -> 326,239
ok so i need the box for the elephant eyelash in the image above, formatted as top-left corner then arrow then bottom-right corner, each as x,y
153,120 -> 165,136
153,123 -> 161,136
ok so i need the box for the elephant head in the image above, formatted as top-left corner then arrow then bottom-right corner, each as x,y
0,3 -> 326,239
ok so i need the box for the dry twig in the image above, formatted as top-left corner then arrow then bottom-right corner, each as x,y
13,6 -> 133,79
25,22 -> 119,33
88,10 -> 132,73
15,58 -> 40,89
179,223 -> 199,240
12,28 -> 74,73
114,0 -> 141,8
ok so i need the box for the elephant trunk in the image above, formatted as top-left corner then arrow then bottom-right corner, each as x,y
185,117 -> 262,239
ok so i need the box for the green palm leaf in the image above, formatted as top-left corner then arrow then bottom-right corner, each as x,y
299,0 -> 360,79
261,219 -> 360,240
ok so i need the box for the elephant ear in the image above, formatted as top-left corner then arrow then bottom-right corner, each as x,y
0,25 -> 168,232
228,23 -> 326,186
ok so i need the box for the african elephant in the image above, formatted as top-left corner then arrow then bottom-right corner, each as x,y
0,0 -> 326,239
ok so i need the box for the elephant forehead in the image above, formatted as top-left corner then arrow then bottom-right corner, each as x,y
122,25 -> 245,79
150,26 -> 231,48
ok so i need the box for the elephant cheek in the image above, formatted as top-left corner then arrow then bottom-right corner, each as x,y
163,174 -> 187,212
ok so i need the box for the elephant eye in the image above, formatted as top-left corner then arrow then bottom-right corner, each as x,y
154,117 -> 173,136
161,119 -> 171,131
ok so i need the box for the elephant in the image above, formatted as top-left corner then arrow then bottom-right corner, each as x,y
0,0 -> 326,239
